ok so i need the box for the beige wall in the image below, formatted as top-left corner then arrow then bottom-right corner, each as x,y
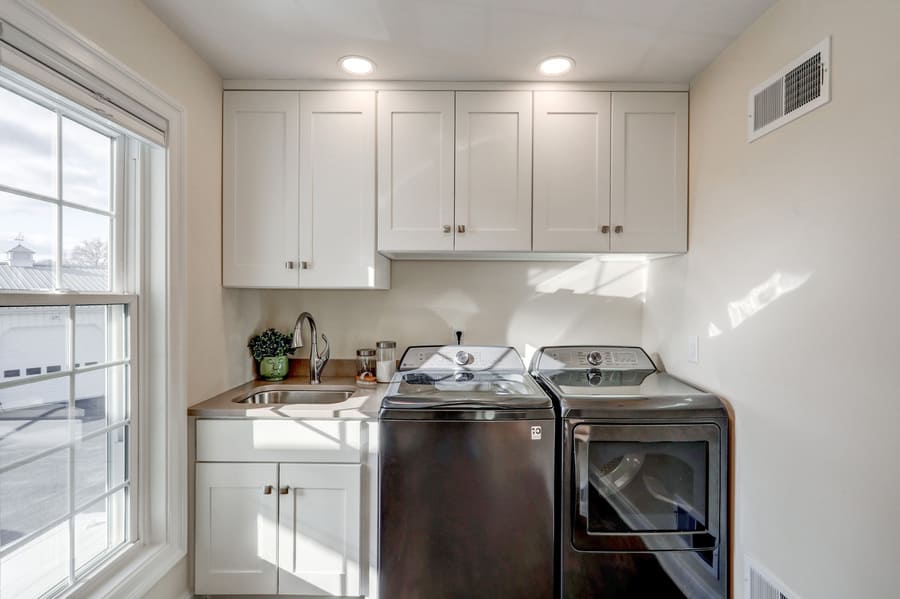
642,0 -> 900,597
28,0 -> 259,595
255,259 -> 647,363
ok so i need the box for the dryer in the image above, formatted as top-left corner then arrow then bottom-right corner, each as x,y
531,346 -> 729,599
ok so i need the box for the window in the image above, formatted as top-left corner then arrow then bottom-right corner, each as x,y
0,76 -> 141,599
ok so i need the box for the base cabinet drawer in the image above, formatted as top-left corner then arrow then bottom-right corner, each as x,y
196,419 -> 362,463
195,462 -> 363,597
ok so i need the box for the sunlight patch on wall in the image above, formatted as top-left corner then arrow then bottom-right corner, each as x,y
529,258 -> 648,299
708,322 -> 723,338
727,271 -> 811,329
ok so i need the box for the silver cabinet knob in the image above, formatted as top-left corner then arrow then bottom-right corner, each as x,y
442,225 -> 451,233
263,485 -> 273,495
300,261 -> 310,270
285,261 -> 296,270
457,224 -> 466,234
600,225 -> 610,234
279,486 -> 290,495
614,225 -> 624,234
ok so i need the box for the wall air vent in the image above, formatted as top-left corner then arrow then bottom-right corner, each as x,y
748,37 -> 830,142
745,557 -> 801,599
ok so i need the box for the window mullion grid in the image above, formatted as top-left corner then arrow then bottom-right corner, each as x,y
67,303 -> 76,585
55,109 -> 63,291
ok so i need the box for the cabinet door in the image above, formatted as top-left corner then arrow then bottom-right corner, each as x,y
610,92 -> 688,253
223,91 -> 300,287
377,91 -> 455,252
455,91 -> 533,251
278,464 -> 362,596
195,463 -> 278,595
533,91 -> 611,252
298,91 -> 389,288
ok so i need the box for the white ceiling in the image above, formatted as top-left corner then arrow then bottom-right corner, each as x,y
141,0 -> 776,82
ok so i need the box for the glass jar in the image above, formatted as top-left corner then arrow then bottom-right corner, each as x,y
376,340 -> 397,383
356,348 -> 377,387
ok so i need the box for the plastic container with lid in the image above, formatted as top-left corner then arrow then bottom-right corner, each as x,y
356,348 -> 377,387
376,340 -> 397,383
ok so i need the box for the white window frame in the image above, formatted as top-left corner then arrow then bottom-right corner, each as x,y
0,1 -> 189,598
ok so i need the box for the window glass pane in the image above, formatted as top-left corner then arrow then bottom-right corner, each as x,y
62,206 -> 111,291
0,85 -> 58,198
75,488 -> 126,573
0,447 -> 69,548
75,364 -> 128,435
75,304 -> 126,366
63,117 -> 112,211
0,191 -> 58,291
0,377 -> 71,469
74,426 -> 127,506
0,306 -> 69,383
0,521 -> 68,599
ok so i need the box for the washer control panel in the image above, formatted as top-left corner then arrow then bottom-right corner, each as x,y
531,346 -> 656,372
399,345 -> 526,372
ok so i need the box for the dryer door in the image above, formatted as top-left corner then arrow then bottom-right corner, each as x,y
571,423 -> 722,558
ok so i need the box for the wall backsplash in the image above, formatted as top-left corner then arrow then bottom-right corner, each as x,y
244,259 -> 647,366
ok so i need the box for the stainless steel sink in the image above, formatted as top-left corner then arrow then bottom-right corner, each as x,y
234,386 -> 356,405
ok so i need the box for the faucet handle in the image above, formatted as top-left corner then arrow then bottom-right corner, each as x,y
316,333 -> 330,375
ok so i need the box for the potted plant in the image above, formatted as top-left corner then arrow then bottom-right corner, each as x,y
248,328 -> 295,381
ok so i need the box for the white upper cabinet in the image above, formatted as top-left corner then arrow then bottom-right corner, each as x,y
455,91 -> 533,252
610,92 -> 689,253
223,90 -> 389,288
223,91 -> 300,287
299,91 -> 389,288
377,91 -> 454,252
533,91 -> 612,252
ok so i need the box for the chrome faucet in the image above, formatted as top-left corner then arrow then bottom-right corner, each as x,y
291,312 -> 330,384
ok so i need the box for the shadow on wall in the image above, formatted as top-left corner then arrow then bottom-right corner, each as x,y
253,259 -> 649,358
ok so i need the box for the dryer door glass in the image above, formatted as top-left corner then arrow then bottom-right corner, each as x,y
572,423 -> 722,553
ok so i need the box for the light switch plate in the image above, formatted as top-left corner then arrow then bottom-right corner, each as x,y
687,335 -> 699,364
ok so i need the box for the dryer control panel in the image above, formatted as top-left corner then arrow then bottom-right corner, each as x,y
531,346 -> 656,372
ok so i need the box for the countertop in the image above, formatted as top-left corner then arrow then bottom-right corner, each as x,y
187,375 -> 387,419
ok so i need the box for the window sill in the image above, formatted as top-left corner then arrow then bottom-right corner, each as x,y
63,542 -> 186,599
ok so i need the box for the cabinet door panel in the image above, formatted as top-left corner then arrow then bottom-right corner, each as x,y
378,91 -> 454,252
195,462 -> 278,595
299,91 -> 389,288
455,91 -> 532,251
533,91 -> 611,252
610,92 -> 688,253
278,464 -> 362,596
223,91 -> 300,287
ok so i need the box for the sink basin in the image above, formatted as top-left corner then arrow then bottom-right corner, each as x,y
235,387 -> 355,405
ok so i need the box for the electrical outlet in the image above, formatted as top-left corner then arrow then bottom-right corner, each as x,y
687,335 -> 699,364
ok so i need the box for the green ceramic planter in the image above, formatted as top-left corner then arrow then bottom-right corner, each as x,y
258,355 -> 289,381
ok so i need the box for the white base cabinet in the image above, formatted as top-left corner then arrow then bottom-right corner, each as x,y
194,420 -> 366,597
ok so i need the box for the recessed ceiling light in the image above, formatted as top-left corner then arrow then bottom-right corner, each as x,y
538,56 -> 575,76
339,55 -> 376,76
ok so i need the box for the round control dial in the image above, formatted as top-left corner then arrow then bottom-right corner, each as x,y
587,369 -> 604,385
587,351 -> 603,366
455,351 -> 473,366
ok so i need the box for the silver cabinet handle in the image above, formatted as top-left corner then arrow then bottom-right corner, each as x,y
263,485 -> 273,495
285,261 -> 296,270
600,225 -> 610,234
300,261 -> 310,270
457,224 -> 466,234
279,486 -> 290,495
442,225 -> 451,233
614,225 -> 624,234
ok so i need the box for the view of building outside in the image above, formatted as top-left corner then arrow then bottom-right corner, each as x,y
0,81 -> 130,598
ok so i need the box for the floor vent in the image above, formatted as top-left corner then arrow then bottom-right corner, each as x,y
745,557 -> 799,599
748,37 -> 830,141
